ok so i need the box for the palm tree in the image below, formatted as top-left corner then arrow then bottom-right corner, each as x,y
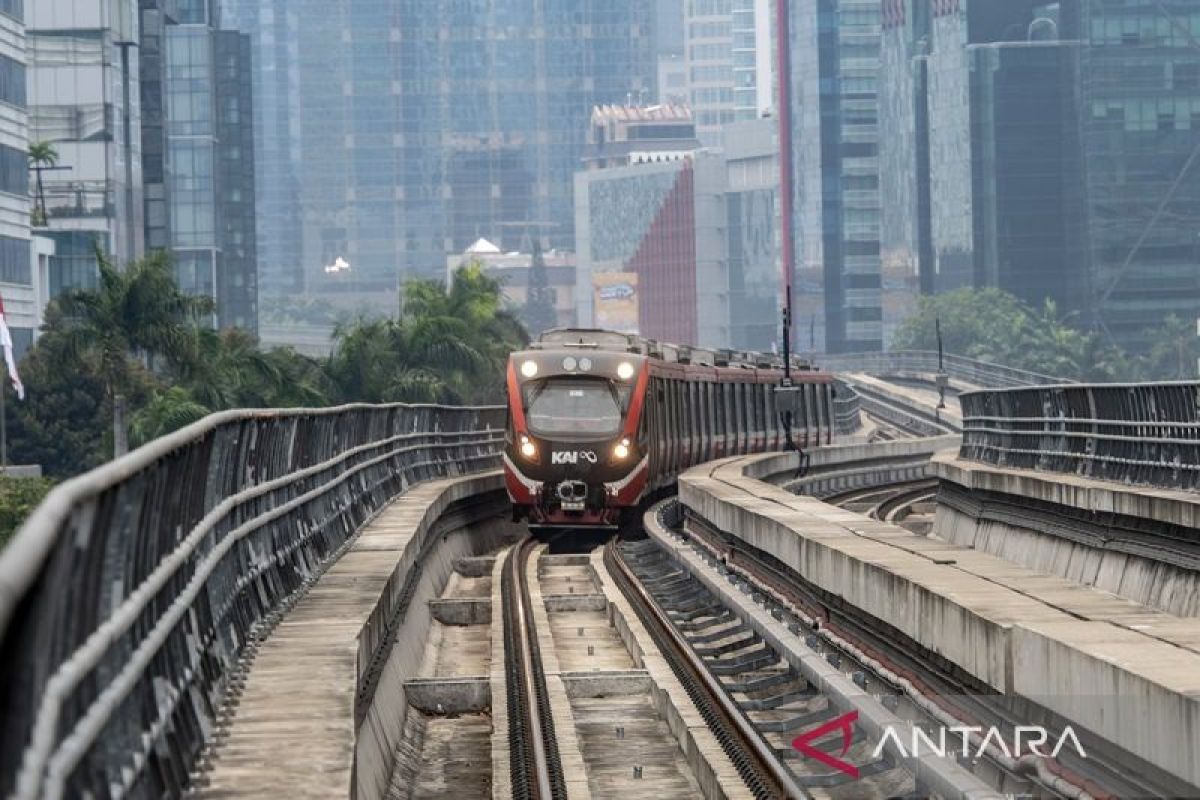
57,248 -> 215,455
28,141 -> 58,227
129,387 -> 210,447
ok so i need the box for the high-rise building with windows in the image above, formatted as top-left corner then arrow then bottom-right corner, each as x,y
28,0 -> 145,294
139,0 -> 176,255
2,0 -> 50,355
220,0 -> 302,300
879,0 -> 1198,353
228,0 -> 653,319
165,0 -> 257,331
684,0 -> 774,148
790,0 -> 885,352
1068,0 -> 1200,349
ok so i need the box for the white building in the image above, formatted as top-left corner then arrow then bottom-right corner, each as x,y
28,0 -> 143,296
0,1 -> 50,354
684,0 -> 774,147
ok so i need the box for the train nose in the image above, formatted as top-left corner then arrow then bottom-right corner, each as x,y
556,480 -> 588,502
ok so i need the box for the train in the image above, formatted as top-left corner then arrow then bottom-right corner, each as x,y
503,328 -> 836,530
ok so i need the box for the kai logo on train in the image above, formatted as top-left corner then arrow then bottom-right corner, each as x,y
551,450 -> 598,465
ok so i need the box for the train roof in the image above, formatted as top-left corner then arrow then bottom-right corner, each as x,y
531,328 -> 819,372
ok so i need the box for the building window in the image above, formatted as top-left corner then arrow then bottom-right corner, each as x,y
0,235 -> 30,284
0,0 -> 21,23
0,145 -> 26,197
0,56 -> 25,108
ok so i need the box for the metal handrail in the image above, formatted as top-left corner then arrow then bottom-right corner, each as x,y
815,350 -> 1068,388
958,383 -> 1200,490
0,402 -> 505,799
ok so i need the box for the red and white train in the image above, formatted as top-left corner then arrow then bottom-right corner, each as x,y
503,328 -> 836,530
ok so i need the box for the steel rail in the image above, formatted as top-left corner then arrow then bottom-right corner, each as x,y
604,537 -> 807,800
677,509 -> 1155,800
504,537 -> 563,800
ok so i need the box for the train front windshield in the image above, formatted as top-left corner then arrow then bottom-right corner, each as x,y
525,379 -> 622,437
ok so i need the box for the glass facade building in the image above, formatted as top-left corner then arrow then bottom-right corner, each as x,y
1069,0 -> 1200,349
165,0 -> 258,330
879,0 -> 1200,353
0,0 -> 41,355
791,0 -> 885,353
221,0 -> 303,298
230,0 -> 653,316
724,118 -> 780,351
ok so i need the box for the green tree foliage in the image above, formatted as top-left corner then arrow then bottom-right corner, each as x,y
8,258 -> 532,480
7,307 -> 155,475
28,141 -> 58,227
328,264 -> 529,404
129,387 -> 210,447
891,288 -> 1134,381
1142,315 -> 1199,381
521,242 -> 558,338
57,249 -> 215,398
0,476 -> 56,549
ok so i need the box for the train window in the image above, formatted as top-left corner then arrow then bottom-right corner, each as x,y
525,378 -> 622,437
750,383 -> 760,434
765,383 -> 776,435
724,383 -> 734,440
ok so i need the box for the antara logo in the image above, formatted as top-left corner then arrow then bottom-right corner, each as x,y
791,710 -> 1090,780
551,450 -> 598,465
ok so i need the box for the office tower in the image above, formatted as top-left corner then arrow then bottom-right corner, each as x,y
684,0 -> 774,147
228,0 -> 653,317
1069,0 -> 1200,349
791,0 -> 884,352
2,0 -> 50,352
165,1 -> 257,330
28,0 -> 145,293
220,0 -> 302,299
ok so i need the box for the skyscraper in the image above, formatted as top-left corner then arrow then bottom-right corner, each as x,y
1069,0 -> 1200,349
165,0 -> 258,330
229,0 -> 654,319
791,0 -> 885,353
221,0 -> 303,299
2,0 -> 50,353
28,0 -> 145,293
878,0 -> 1199,353
684,0 -> 774,147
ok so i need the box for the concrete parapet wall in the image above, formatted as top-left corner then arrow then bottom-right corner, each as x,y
1013,620 -> 1200,788
932,455 -> 1200,617
931,452 -> 1200,529
679,453 -> 1200,790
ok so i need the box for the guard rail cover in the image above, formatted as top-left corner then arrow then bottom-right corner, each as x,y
958,382 -> 1200,490
0,402 -> 504,800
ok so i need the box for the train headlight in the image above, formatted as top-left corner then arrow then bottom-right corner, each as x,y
562,356 -> 578,371
519,435 -> 537,460
520,360 -> 539,379
578,357 -> 593,372
616,361 -> 635,381
612,438 -> 631,461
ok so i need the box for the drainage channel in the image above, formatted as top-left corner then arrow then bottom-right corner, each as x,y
614,537 -> 919,800
387,553 -> 498,800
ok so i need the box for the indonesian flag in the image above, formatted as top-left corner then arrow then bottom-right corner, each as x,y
0,295 -> 24,400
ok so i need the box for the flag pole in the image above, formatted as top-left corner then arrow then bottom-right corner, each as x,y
2,363 -> 8,474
